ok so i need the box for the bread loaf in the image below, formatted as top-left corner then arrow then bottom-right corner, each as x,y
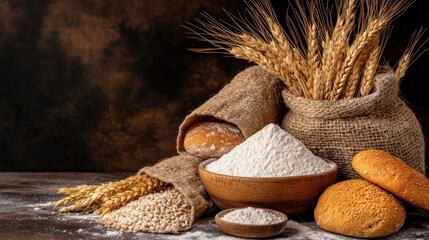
352,149 -> 429,211
183,122 -> 244,159
314,179 -> 405,238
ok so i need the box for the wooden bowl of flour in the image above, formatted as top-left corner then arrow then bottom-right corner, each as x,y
199,158 -> 338,216
215,208 -> 288,238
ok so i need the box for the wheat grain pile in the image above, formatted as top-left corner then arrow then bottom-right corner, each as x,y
101,186 -> 191,233
187,0 -> 426,100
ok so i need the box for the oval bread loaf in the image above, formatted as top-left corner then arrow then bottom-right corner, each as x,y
314,179 -> 405,238
352,149 -> 429,211
183,122 -> 244,159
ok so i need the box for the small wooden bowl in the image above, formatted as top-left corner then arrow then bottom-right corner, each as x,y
199,158 -> 338,216
215,208 -> 288,238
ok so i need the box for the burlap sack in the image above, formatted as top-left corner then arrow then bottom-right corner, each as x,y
281,72 -> 425,179
177,66 -> 283,154
138,155 -> 214,232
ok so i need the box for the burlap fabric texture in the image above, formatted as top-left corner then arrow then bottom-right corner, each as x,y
138,155 -> 214,233
281,72 -> 425,179
177,66 -> 283,154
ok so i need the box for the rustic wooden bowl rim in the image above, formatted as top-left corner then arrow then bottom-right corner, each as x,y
215,207 -> 288,227
199,158 -> 338,181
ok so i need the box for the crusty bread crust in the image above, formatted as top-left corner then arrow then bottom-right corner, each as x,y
314,179 -> 405,238
183,122 -> 244,159
352,149 -> 429,211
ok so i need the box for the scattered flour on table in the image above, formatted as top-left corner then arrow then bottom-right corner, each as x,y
163,219 -> 344,240
206,124 -> 333,177
221,207 -> 285,225
285,220 -> 344,240
26,201 -> 56,211
60,213 -> 98,221
27,201 -> 55,208
105,230 -> 120,236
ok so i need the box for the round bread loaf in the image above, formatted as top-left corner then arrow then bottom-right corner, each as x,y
314,179 -> 405,238
183,122 -> 244,159
352,149 -> 429,211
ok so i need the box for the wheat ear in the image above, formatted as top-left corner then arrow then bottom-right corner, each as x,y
58,184 -> 98,195
306,23 -> 318,99
344,36 -> 380,99
56,174 -> 166,214
358,29 -> 391,97
328,0 -> 357,99
254,0 -> 308,97
343,50 -> 369,99
396,27 -> 428,80
97,179 -> 167,215
55,185 -> 99,207
331,18 -> 388,100
265,16 -> 310,98
359,44 -> 382,96
331,0 -> 414,100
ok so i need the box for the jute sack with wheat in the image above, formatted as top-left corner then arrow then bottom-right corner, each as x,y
281,72 -> 425,179
56,155 -> 214,233
187,0 -> 426,179
135,155 -> 215,230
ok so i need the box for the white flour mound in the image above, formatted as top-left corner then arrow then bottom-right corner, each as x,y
221,207 -> 285,225
206,123 -> 333,177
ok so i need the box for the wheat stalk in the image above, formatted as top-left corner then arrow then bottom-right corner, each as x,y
265,16 -> 310,98
59,204 -> 97,213
294,47 -> 310,82
97,180 -> 168,215
396,54 -> 411,81
59,197 -> 99,213
343,52 -> 368,99
230,46 -> 302,96
265,15 -> 309,97
306,23 -> 318,99
316,2 -> 333,99
58,184 -> 98,195
331,0 -> 416,100
358,28 -> 392,97
55,185 -> 99,207
331,18 -> 388,100
344,38 -> 378,99
359,44 -> 382,96
186,0 -> 421,101
325,0 -> 357,99
396,27 -> 428,80
313,68 -> 324,100
240,34 -> 270,54
56,174 -> 166,214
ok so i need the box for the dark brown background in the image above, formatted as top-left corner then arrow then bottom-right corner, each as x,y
0,0 -> 428,172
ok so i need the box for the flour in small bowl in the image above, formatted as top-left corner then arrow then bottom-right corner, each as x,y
205,123 -> 333,177
221,207 -> 285,225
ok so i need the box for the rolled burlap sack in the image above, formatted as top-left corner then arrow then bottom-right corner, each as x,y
177,66 -> 283,155
138,155 -> 215,232
281,72 -> 425,179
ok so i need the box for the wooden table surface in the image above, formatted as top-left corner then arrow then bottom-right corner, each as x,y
0,172 -> 428,240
